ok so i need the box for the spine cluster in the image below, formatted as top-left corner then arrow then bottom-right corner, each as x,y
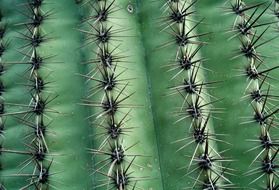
1,0 -> 55,188
163,0 -> 231,189
229,0 -> 279,188
80,0 -> 137,189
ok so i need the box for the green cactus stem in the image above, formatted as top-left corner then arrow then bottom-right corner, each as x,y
0,0 -> 279,189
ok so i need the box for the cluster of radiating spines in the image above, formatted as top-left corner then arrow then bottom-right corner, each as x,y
79,0 -> 138,189
162,0 -> 232,189
227,0 -> 279,188
0,0 -> 56,189
0,9 -> 7,190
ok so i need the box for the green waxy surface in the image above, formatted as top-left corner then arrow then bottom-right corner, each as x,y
1,0 -> 279,189
41,1 -> 92,189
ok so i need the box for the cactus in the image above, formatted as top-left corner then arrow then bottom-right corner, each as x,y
1,0 -> 279,189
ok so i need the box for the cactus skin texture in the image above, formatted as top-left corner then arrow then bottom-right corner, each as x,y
197,0 -> 279,189
0,0 -> 279,189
